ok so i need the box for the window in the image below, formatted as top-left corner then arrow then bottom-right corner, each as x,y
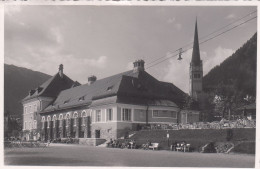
153,110 -> 177,118
33,120 -> 37,129
34,104 -> 37,112
96,110 -> 101,122
73,112 -> 78,126
106,109 -> 113,121
42,117 -> 45,129
59,114 -> 63,127
24,107 -> 27,114
81,111 -> 86,126
107,86 -> 113,91
29,122 -> 32,129
66,114 -> 70,127
47,116 -> 51,128
122,108 -> 131,121
53,115 -> 57,128
79,96 -> 85,101
194,73 -> 201,78
24,122 -> 27,130
64,100 -> 70,104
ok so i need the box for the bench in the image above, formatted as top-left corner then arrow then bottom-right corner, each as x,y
149,143 -> 159,150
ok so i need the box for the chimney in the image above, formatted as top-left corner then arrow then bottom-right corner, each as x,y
59,64 -> 63,78
88,75 -> 97,84
133,59 -> 145,73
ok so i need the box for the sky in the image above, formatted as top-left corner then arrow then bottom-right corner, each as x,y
4,5 -> 257,93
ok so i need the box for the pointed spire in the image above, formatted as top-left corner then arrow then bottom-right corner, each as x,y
191,18 -> 201,66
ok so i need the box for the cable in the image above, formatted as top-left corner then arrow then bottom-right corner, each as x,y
145,10 -> 257,66
145,16 -> 257,70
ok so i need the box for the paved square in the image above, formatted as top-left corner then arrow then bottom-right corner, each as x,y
4,144 -> 255,167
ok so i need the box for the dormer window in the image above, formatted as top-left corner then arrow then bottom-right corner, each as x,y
36,87 -> 43,94
107,86 -> 113,91
64,100 -> 70,104
79,96 -> 85,101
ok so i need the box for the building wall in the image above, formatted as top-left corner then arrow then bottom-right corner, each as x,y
189,63 -> 203,100
180,110 -> 200,124
38,102 -> 186,141
22,99 -> 41,140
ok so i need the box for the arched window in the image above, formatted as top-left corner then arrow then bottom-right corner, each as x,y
73,112 -> 78,126
59,114 -> 63,127
42,116 -> 45,122
73,112 -> 78,118
81,110 -> 86,117
47,116 -> 51,128
66,113 -> 70,127
41,116 -> 45,129
81,110 -> 86,126
53,115 -> 57,128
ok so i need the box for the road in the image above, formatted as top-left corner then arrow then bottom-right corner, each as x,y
4,144 -> 255,167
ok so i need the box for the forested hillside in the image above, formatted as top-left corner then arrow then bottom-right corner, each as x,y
202,33 -> 256,120
203,33 -> 256,97
4,64 -> 51,118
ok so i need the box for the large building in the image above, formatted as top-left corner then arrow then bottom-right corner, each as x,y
21,22 -> 201,144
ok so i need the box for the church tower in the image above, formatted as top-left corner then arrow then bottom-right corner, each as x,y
189,19 -> 203,100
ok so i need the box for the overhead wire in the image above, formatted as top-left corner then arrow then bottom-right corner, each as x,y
145,15 -> 257,70
145,10 -> 257,66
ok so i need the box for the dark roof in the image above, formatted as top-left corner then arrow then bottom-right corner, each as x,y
22,73 -> 76,102
42,70 -> 186,113
237,103 -> 256,110
191,19 -> 201,66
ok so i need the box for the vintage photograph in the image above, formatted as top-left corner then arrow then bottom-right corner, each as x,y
3,4 -> 257,167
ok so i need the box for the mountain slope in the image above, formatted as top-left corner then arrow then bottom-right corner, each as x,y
203,33 -> 257,99
4,64 -> 51,118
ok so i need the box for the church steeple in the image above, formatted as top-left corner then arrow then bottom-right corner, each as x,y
189,19 -> 203,100
191,19 -> 201,66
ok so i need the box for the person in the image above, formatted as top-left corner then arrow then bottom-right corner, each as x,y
143,140 -> 151,150
171,141 -> 177,151
132,139 -> 136,149
107,138 -> 113,148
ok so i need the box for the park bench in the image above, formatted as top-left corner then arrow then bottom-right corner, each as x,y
149,143 -> 159,150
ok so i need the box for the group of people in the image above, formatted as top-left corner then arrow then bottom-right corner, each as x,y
107,139 -> 137,149
142,140 -> 151,150
170,141 -> 190,152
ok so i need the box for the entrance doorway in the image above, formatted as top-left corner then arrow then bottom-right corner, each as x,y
95,130 -> 100,138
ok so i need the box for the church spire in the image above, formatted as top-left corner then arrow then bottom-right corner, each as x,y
191,19 -> 201,66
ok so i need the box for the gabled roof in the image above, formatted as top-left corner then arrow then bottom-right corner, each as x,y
42,70 -> 186,113
22,73 -> 76,102
191,19 -> 201,66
